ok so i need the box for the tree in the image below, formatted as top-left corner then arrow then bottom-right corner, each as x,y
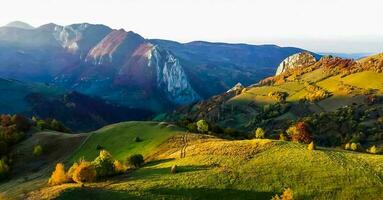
92,150 -> 115,178
67,162 -> 79,180
72,160 -> 96,183
126,154 -> 144,168
113,160 -> 127,174
307,141 -> 315,150
254,128 -> 265,139
286,122 -> 312,143
48,163 -> 69,185
33,145 -> 43,156
196,120 -> 209,133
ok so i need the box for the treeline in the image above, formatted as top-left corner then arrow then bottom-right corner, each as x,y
0,114 -> 69,180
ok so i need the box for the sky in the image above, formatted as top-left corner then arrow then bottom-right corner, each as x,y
0,0 -> 382,53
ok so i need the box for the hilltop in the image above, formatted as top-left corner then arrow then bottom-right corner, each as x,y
0,121 -> 381,200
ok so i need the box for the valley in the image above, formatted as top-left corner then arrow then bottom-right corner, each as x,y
0,14 -> 381,200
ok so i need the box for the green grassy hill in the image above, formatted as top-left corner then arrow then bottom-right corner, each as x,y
27,129 -> 383,200
1,121 -> 382,200
69,121 -> 184,162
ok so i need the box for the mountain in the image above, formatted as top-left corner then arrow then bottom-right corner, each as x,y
0,21 -> 315,113
5,21 -> 34,29
0,78 -> 153,131
163,53 -> 383,147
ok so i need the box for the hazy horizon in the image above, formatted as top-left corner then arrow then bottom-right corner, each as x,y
1,0 -> 382,54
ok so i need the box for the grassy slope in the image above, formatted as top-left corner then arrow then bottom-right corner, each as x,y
230,70 -> 383,113
29,131 -> 383,200
69,121 -> 184,162
0,132 -> 87,199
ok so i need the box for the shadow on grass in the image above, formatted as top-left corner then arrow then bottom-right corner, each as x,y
55,187 -> 274,200
144,158 -> 175,167
130,165 -> 211,180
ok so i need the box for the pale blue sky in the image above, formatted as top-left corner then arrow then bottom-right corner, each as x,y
1,0 -> 382,53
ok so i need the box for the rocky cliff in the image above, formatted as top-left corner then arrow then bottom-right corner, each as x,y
275,52 -> 317,75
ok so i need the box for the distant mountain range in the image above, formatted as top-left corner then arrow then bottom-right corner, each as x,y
0,21 -> 316,130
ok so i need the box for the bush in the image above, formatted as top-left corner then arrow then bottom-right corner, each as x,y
286,122 -> 312,143
171,165 -> 177,174
254,128 -> 265,139
133,136 -> 142,142
113,160 -> 127,174
0,157 -> 10,180
368,145 -> 378,154
307,141 -> 315,150
344,143 -> 351,150
48,163 -> 69,185
126,154 -> 144,168
272,188 -> 294,200
72,160 -> 96,183
33,145 -> 43,157
92,150 -> 115,178
279,133 -> 286,141
196,120 -> 209,133
67,162 -> 79,179
186,123 -> 198,132
350,142 -> 360,151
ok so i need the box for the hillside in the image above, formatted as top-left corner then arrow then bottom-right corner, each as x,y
0,78 -> 153,131
163,53 -> 383,147
0,121 -> 380,200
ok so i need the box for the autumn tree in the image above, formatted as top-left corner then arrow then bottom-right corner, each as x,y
254,128 -> 265,139
286,122 -> 312,143
72,160 -> 96,183
48,163 -> 69,185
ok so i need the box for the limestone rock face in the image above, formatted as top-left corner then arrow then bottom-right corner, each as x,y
275,52 -> 317,75
227,83 -> 244,93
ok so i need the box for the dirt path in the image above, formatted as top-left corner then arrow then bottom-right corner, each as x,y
180,132 -> 189,158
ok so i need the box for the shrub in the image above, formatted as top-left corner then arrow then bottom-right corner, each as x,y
286,122 -> 312,143
92,150 -> 115,178
307,141 -> 316,150
96,144 -> 103,150
254,128 -> 265,139
186,123 -> 198,132
72,160 -> 96,183
171,165 -> 177,174
126,154 -> 144,168
0,157 -> 10,180
368,145 -> 378,154
48,163 -> 69,185
33,145 -> 43,157
272,188 -> 294,200
344,143 -> 351,150
350,142 -> 359,151
196,120 -> 209,133
113,160 -> 127,174
67,162 -> 79,180
279,133 -> 286,141
133,136 -> 142,142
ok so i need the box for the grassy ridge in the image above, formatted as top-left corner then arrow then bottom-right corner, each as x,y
69,121 -> 183,162
37,131 -> 383,200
